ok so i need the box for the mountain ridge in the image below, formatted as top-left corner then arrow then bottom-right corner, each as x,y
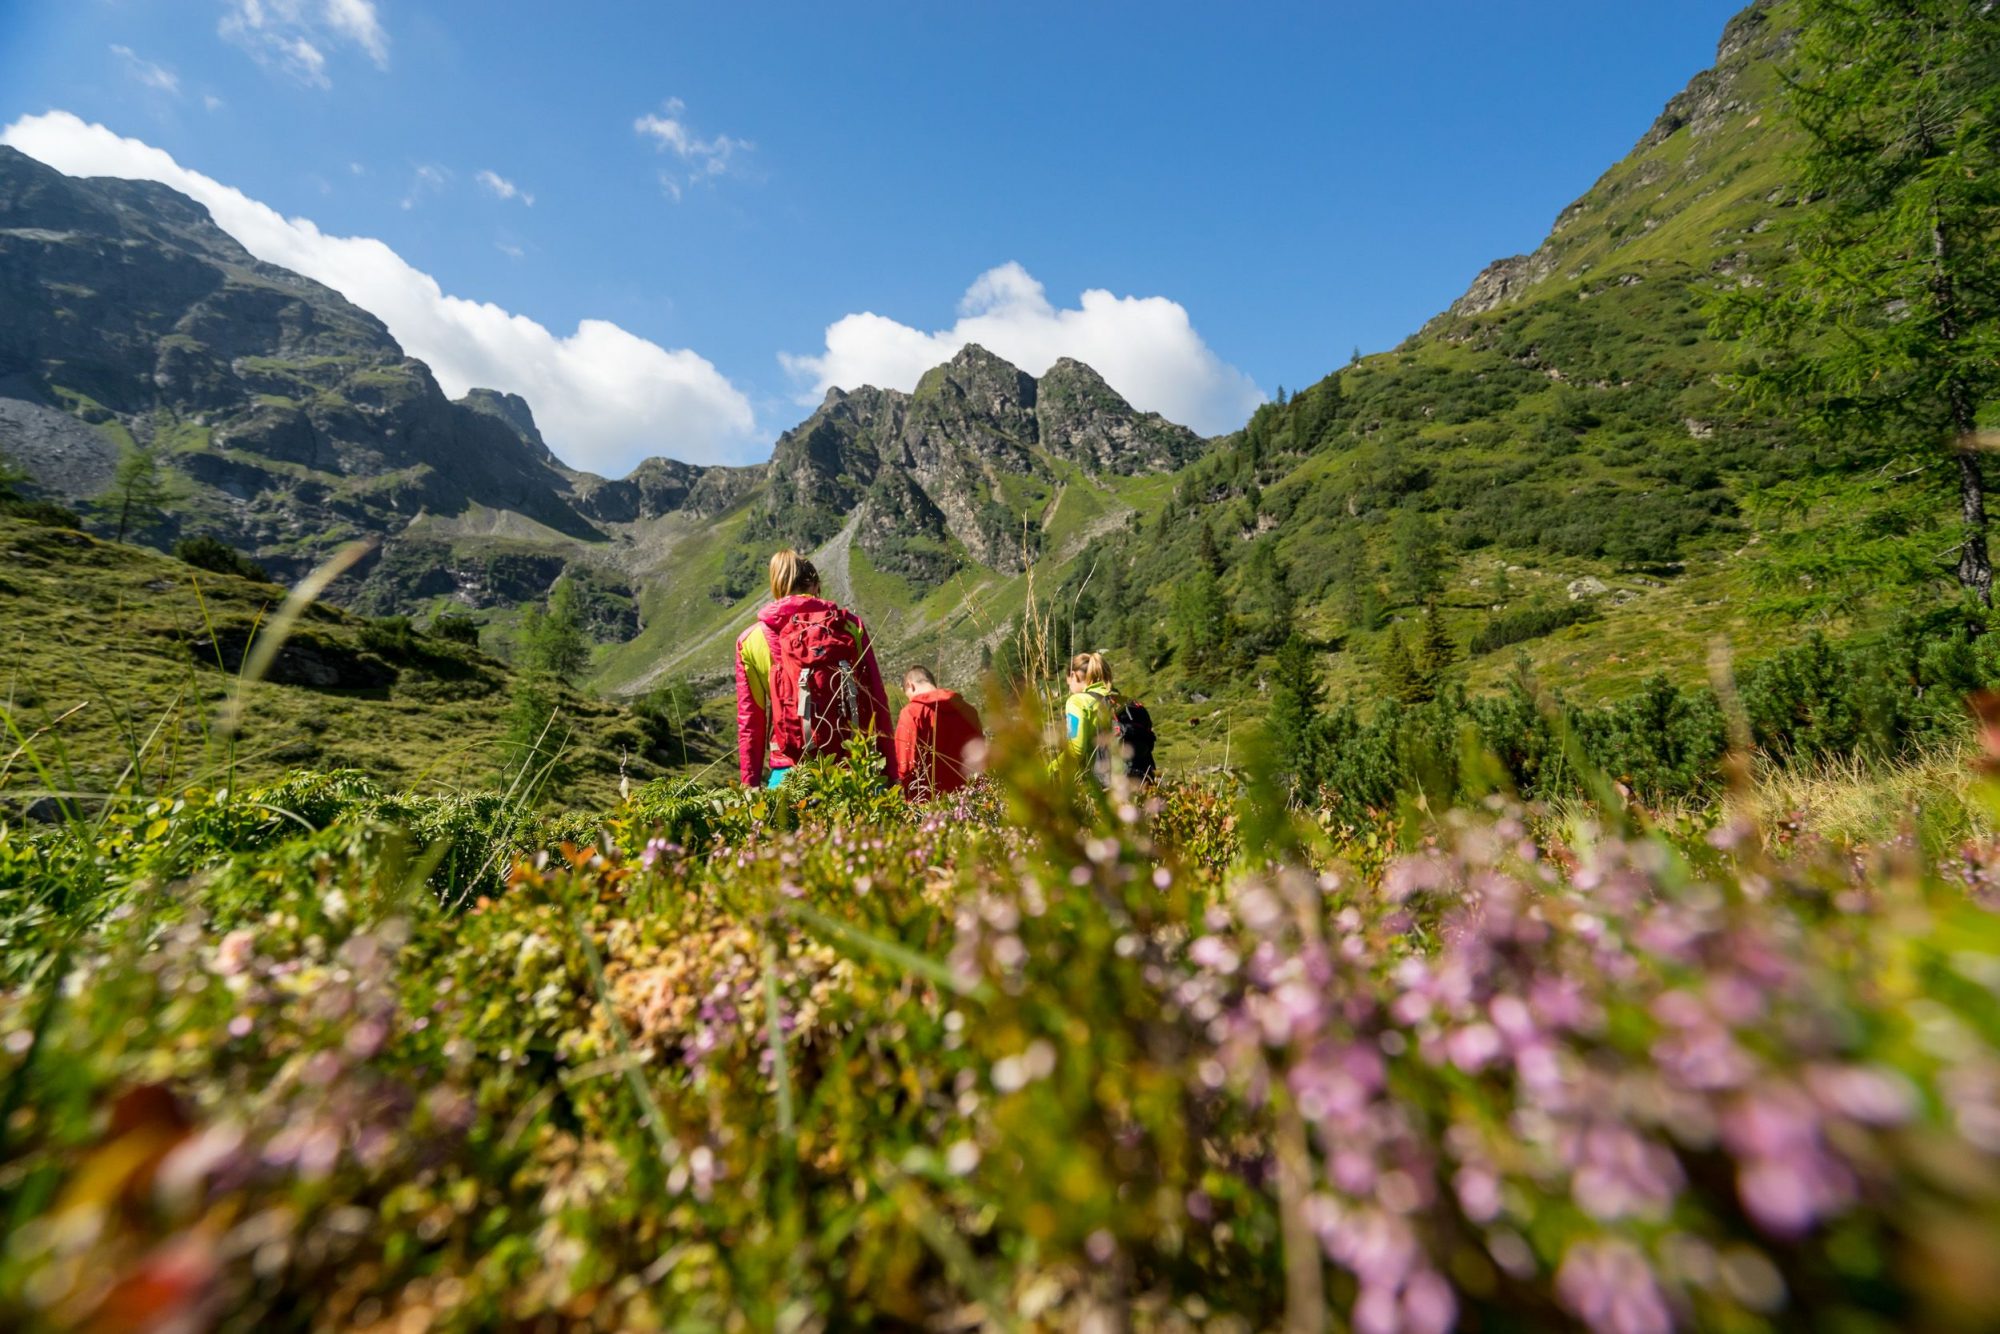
0,143 -> 1208,695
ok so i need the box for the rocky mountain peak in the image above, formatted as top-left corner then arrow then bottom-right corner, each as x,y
922,343 -> 1038,411
458,388 -> 549,459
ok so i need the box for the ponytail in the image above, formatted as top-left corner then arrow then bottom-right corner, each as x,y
1068,651 -> 1111,687
768,549 -> 821,599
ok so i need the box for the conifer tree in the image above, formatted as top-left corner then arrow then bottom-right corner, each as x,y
1267,633 -> 1327,798
1416,601 -> 1458,689
520,577 -> 591,683
101,445 -> 182,543
1727,0 -> 2000,601
1381,625 -> 1429,706
495,670 -> 574,796
1389,511 -> 1447,604
1196,521 -> 1224,577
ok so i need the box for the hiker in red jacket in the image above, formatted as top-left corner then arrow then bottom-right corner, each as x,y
894,666 -> 985,799
734,549 -> 897,788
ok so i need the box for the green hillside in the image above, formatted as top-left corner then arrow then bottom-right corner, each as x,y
0,518 -> 682,808
1018,0 -> 1988,764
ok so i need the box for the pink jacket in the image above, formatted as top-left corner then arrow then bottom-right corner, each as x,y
734,595 -> 897,786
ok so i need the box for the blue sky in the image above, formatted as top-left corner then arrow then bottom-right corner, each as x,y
0,1 -> 1749,472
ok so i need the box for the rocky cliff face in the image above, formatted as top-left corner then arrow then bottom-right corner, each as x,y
761,343 -> 1204,576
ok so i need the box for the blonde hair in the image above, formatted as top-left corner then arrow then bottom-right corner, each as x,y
1068,651 -> 1111,687
768,549 -> 821,599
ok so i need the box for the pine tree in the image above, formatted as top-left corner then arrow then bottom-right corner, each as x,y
100,446 -> 181,543
1267,633 -> 1328,798
1243,538 -> 1294,649
1416,601 -> 1458,689
520,577 -> 591,682
1196,521 -> 1224,577
1173,567 -> 1228,675
495,671 -> 574,796
1381,625 -> 1430,706
1726,0 -> 2000,601
1389,511 -> 1447,604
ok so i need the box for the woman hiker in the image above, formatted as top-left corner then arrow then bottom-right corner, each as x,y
734,549 -> 897,788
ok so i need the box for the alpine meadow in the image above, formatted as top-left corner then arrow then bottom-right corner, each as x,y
4,2 -> 2000,1331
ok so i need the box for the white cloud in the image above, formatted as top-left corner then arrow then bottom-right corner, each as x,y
219,0 -> 388,87
496,240 -> 525,260
111,45 -> 180,96
399,162 -> 446,210
634,98 -> 750,199
204,93 -> 226,112
322,0 -> 389,66
476,169 -> 533,206
781,262 -> 1263,436
2,112 -> 760,472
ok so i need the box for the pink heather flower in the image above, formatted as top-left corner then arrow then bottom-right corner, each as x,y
1331,1148 -> 1377,1195
1705,818 -> 1754,851
1324,1207 -> 1418,1291
1514,1040 -> 1564,1094
1489,994 -> 1536,1042
1735,1151 -> 1854,1239
1382,854 -> 1449,905
343,1017 -> 389,1060
1653,1026 -> 1754,1091
1720,1086 -> 1818,1159
1571,1125 -> 1684,1221
1402,1269 -> 1459,1334
1702,973 -> 1767,1026
1454,1166 -> 1502,1223
1353,1285 -> 1400,1334
227,1014 -> 253,1039
640,837 -> 668,870
1290,1042 -> 1384,1122
215,929 -> 257,977
1556,1239 -> 1674,1334
1188,936 -> 1241,975
1806,1065 -> 1916,1127
1265,980 -> 1330,1044
297,1124 -> 342,1180
1445,1023 -> 1504,1074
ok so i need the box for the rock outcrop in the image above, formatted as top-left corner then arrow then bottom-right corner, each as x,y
757,343 -> 1204,577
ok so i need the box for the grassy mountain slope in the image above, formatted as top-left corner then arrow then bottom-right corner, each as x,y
0,518 -> 671,807
1042,0 -> 1982,764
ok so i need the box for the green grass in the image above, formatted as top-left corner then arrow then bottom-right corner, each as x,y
0,519 -> 655,807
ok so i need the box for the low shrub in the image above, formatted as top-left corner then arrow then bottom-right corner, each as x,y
1469,598 -> 1599,654
172,534 -> 269,582
429,609 -> 481,645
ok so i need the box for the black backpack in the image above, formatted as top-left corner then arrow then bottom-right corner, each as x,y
1113,699 -> 1157,781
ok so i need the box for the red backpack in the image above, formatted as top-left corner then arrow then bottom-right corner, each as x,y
770,606 -> 865,762
906,691 -> 983,797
